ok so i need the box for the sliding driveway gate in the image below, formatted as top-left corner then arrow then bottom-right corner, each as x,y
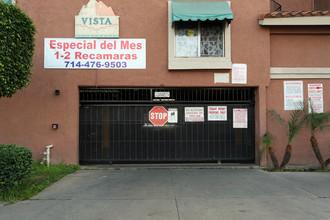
79,88 -> 255,163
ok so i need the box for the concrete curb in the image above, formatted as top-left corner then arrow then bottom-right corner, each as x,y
80,163 -> 261,170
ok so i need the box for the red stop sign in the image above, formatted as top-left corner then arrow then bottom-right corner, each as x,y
149,106 -> 168,126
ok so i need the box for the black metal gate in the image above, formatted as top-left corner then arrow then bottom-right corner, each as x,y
79,88 -> 255,163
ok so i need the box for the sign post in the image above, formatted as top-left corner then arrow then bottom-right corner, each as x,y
149,106 -> 168,126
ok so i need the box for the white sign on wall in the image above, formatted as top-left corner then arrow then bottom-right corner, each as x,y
75,0 -> 120,38
208,106 -> 227,121
185,107 -> 204,122
168,108 -> 178,123
284,81 -> 303,110
232,64 -> 247,84
155,92 -> 170,98
44,38 -> 146,69
308,83 -> 323,113
233,109 -> 248,128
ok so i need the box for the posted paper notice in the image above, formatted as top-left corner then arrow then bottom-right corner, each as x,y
208,106 -> 227,121
284,81 -> 303,110
232,64 -> 247,84
185,107 -> 204,122
233,109 -> 248,128
308,84 -> 323,113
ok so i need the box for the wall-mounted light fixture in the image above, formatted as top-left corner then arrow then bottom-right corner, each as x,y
55,90 -> 60,96
52,124 -> 58,130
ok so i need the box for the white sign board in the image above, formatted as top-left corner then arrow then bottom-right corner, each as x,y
208,106 -> 227,121
232,64 -> 247,84
168,108 -> 178,123
155,92 -> 170,98
75,0 -> 119,38
233,109 -> 248,128
308,84 -> 323,113
284,81 -> 303,110
44,38 -> 146,69
185,107 -> 204,122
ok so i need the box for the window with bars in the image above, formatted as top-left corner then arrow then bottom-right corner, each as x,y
175,20 -> 224,58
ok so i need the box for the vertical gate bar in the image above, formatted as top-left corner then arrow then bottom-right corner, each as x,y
135,106 -> 137,160
185,113 -> 188,160
174,106 -> 177,160
163,110 -> 166,160
89,106 -> 92,161
207,105 -> 210,159
146,105 -> 148,160
140,106 -> 143,160
84,106 -> 88,161
228,106 -> 231,159
128,106 -> 131,160
111,106 -> 114,161
118,106 -> 121,160
101,107 -> 103,160
96,107 -> 99,160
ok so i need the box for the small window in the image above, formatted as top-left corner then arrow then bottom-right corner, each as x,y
175,20 -> 224,58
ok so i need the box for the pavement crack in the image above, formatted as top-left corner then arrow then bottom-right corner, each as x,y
169,170 -> 181,220
175,197 -> 181,220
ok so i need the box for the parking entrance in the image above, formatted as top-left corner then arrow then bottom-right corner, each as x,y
79,88 -> 255,163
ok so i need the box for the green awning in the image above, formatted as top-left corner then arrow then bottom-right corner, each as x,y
172,1 -> 233,23
0,0 -> 12,4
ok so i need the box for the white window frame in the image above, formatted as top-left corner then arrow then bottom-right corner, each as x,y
168,1 -> 232,70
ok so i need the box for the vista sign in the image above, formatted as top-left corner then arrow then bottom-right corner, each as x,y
75,0 -> 119,38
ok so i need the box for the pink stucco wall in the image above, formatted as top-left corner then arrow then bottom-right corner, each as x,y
274,0 -> 313,11
270,27 -> 330,67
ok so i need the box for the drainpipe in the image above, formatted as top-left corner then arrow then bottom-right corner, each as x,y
43,145 -> 54,167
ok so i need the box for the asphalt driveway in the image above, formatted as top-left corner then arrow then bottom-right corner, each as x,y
0,168 -> 329,220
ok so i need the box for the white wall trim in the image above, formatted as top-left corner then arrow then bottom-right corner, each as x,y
270,67 -> 330,79
259,16 -> 330,26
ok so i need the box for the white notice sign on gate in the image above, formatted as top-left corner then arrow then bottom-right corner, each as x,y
208,106 -> 227,121
233,109 -> 248,128
185,107 -> 204,122
168,108 -> 178,123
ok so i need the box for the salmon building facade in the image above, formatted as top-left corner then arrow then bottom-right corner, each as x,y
0,0 -> 329,166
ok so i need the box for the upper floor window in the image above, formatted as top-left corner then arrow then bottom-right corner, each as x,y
175,20 -> 224,58
168,1 -> 233,70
